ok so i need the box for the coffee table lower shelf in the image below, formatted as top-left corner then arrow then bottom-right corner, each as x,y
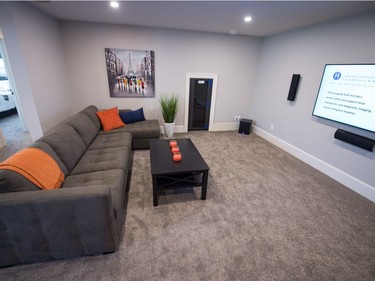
152,171 -> 208,206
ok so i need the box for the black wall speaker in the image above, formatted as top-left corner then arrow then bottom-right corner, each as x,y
287,74 -> 301,101
238,119 -> 252,135
334,129 -> 375,151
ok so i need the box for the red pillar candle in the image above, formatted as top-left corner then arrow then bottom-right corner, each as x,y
171,146 -> 179,153
169,140 -> 177,147
173,152 -> 182,162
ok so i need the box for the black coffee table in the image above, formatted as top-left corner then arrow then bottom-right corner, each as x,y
149,138 -> 209,206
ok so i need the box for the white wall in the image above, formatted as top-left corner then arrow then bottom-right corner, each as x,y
59,21 -> 263,127
251,11 -> 375,201
0,2 -> 43,141
0,2 -> 73,138
1,2 -> 373,201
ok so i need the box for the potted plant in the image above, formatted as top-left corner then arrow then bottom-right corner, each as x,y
159,94 -> 179,138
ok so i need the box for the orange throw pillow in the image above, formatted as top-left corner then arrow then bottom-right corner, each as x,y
96,107 -> 125,132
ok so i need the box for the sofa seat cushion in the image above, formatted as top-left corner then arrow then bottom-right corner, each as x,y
70,147 -> 131,175
37,124 -> 87,173
99,120 -> 160,139
62,169 -> 125,225
89,132 -> 132,150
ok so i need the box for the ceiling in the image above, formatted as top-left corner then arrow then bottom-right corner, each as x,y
31,1 -> 375,37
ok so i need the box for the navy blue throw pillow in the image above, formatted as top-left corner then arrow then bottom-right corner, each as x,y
119,108 -> 146,124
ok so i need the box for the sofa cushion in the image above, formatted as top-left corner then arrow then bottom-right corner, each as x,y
89,132 -> 132,150
67,112 -> 99,147
96,107 -> 125,132
70,147 -> 131,175
0,142 -> 68,193
0,169 -> 40,193
100,120 -> 160,139
119,107 -> 145,124
62,169 -> 125,228
38,124 -> 87,173
31,142 -> 68,176
81,105 -> 101,131
0,148 -> 64,190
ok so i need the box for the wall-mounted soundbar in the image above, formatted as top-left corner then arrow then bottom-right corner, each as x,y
287,74 -> 300,101
334,129 -> 375,152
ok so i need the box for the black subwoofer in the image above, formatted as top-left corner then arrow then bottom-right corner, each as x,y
239,119 -> 252,135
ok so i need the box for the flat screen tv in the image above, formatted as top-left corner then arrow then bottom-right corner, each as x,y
312,64 -> 375,133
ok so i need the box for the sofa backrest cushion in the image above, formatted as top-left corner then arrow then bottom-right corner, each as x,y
0,169 -> 40,193
31,142 -> 68,176
81,105 -> 101,131
37,124 -> 87,173
0,142 -> 69,193
67,112 -> 99,147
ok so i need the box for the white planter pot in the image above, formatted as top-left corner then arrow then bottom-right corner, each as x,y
163,122 -> 175,138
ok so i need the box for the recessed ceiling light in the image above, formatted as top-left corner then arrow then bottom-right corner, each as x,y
244,16 -> 252,23
110,1 -> 119,8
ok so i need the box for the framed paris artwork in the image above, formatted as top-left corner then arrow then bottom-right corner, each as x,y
105,48 -> 155,98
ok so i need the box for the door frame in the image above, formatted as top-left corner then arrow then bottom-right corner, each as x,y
0,39 -> 27,131
184,73 -> 218,132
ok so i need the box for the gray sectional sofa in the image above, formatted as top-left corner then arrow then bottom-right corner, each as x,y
0,105 -> 160,267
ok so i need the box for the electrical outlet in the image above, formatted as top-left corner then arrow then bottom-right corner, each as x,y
234,115 -> 242,121
270,124 -> 274,130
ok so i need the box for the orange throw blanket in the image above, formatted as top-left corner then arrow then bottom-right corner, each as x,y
0,148 -> 64,190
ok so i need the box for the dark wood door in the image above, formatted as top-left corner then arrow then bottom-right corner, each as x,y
188,78 -> 213,131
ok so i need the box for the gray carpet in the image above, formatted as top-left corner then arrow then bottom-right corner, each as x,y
0,113 -> 32,162
0,131 -> 374,281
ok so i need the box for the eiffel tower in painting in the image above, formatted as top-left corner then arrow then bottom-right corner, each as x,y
127,53 -> 136,76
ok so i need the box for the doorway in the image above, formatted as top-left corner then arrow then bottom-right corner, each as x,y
188,78 -> 213,130
0,39 -> 31,153
184,73 -> 218,132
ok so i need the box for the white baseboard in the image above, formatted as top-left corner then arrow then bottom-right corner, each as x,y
252,125 -> 375,203
209,122 -> 237,131
174,125 -> 185,133
0,128 -> 6,148
160,123 -> 238,134
160,125 -> 185,134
